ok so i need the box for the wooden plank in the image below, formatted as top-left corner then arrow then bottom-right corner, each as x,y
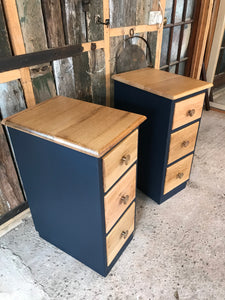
62,0 -> 92,102
3,96 -> 146,158
206,0 -> 225,84
0,0 -> 12,57
155,0 -> 166,69
82,41 -> 105,52
0,81 -> 26,119
2,0 -> 36,107
205,0 -> 221,70
0,70 -> 21,84
0,208 -> 31,238
109,0 -> 137,28
112,68 -> 212,100
190,0 -> 213,79
103,0 -> 110,106
41,0 -> 76,99
0,45 -> 84,72
87,0 -> 104,42
110,25 -> 158,37
16,0 -> 57,103
0,123 -> 25,217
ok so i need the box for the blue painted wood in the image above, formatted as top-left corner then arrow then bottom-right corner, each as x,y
114,81 -> 204,204
7,128 -> 103,275
7,127 -> 136,276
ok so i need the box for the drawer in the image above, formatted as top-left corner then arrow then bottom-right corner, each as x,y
168,122 -> 199,164
164,154 -> 193,195
106,202 -> 135,266
104,164 -> 136,233
172,94 -> 204,130
103,130 -> 138,192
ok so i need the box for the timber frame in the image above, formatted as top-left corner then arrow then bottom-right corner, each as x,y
0,0 -> 166,107
0,0 -> 213,107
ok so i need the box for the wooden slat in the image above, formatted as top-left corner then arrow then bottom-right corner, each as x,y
205,0 -> 221,70
155,0 -> 166,69
112,68 -> 212,100
0,0 -> 12,57
103,0 -> 110,106
2,96 -> 146,158
110,25 -> 158,37
0,70 -> 21,84
82,41 -> 105,52
190,0 -> 213,79
0,124 -> 25,217
2,0 -> 36,107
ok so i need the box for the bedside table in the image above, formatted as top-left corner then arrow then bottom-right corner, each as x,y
112,68 -> 212,204
2,96 -> 146,276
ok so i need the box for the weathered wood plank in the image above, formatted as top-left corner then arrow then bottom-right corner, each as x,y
0,124 -> 25,217
0,0 -> 12,57
109,0 -> 137,27
87,0 -> 104,42
0,81 -> 26,119
16,0 -> 56,102
62,0 -> 92,101
41,0 -> 76,98
136,0 -> 154,25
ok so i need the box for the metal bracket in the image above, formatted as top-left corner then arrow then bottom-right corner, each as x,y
95,15 -> 110,26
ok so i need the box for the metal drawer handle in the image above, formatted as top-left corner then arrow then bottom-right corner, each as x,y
120,230 -> 129,239
187,109 -> 196,117
120,195 -> 129,205
177,172 -> 184,179
182,140 -> 190,148
121,154 -> 131,165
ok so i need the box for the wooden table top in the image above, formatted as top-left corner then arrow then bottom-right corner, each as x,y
112,68 -> 213,100
2,96 -> 146,158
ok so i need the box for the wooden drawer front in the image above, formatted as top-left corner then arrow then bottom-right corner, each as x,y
106,202 -> 135,266
104,164 -> 136,233
172,94 -> 204,130
168,122 -> 199,164
103,130 -> 138,192
164,154 -> 193,195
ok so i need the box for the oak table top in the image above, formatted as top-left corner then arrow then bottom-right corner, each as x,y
112,68 -> 213,100
2,96 -> 146,158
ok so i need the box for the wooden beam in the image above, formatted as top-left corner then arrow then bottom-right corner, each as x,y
190,0 -> 213,79
0,45 -> 83,72
154,0 -> 166,69
103,0 -> 110,106
82,40 -> 105,52
0,70 -> 21,84
205,0 -> 221,71
206,0 -> 225,84
110,25 -> 158,37
2,0 -> 36,107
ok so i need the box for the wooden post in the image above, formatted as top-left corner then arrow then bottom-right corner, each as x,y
103,0 -> 110,106
2,0 -> 36,107
154,0 -> 166,69
190,0 -> 213,79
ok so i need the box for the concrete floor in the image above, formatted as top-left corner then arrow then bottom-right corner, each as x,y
0,110 -> 225,300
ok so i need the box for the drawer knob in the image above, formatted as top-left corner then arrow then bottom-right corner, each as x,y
182,140 -> 190,148
120,230 -> 129,239
120,195 -> 129,205
187,109 -> 196,117
177,172 -> 184,179
121,154 -> 131,165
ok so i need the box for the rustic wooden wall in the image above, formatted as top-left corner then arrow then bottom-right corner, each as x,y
0,0 -> 159,222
